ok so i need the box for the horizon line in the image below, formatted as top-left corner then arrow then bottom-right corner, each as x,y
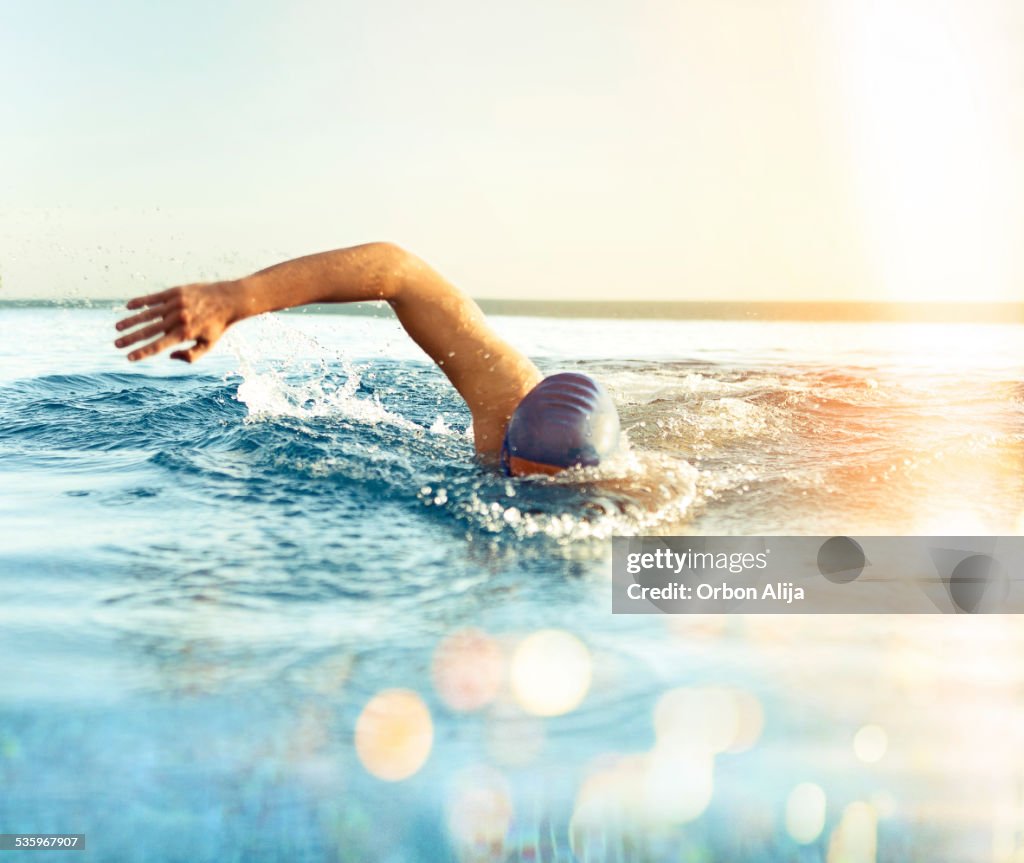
2,298 -> 1022,323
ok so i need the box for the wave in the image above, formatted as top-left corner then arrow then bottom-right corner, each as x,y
3,323 -> 1020,542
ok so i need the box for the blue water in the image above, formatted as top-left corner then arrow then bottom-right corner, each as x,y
2,307 -> 1024,861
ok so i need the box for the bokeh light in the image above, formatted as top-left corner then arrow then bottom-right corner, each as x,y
726,688 -> 764,753
510,629 -> 592,717
643,744 -> 715,825
354,689 -> 434,782
786,782 -> 827,845
654,686 -> 762,754
571,744 -> 714,838
432,628 -> 504,712
570,753 -> 647,838
445,765 -> 513,851
827,801 -> 877,863
853,724 -> 888,764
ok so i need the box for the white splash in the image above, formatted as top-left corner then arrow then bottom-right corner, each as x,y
223,314 -> 421,431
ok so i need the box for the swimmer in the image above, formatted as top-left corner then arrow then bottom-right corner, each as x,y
114,242 -> 620,476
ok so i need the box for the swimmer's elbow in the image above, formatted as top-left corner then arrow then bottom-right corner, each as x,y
343,241 -> 412,304
368,242 -> 455,307
366,240 -> 408,261
366,241 -> 414,294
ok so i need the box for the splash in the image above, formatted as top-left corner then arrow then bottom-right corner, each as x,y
224,314 -> 421,431
422,446 -> 701,543
216,317 -> 703,542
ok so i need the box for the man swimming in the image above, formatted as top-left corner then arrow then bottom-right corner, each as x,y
114,242 -> 620,477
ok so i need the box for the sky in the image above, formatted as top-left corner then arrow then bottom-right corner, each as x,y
1,0 -> 1021,302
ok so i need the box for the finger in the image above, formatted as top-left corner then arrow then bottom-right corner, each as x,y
115,313 -> 180,349
126,288 -> 175,310
171,338 -> 212,364
115,304 -> 170,332
127,327 -> 185,362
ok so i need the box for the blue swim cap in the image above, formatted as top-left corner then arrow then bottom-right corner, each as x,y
500,373 -> 621,476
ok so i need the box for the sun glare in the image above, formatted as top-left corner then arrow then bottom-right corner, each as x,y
828,0 -> 1018,302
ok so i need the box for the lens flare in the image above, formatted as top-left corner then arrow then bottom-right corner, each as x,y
354,689 -> 433,782
786,782 -> 827,845
432,628 -> 504,712
510,630 -> 592,717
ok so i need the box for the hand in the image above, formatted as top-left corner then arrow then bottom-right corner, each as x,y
114,281 -> 242,363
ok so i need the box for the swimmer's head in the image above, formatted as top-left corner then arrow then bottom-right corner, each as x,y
500,372 -> 621,477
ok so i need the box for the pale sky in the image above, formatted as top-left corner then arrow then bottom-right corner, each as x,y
1,0 -> 1021,302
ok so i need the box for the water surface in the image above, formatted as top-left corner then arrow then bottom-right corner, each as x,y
1,307 -> 1023,861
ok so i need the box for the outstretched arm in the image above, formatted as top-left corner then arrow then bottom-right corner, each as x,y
114,242 -> 542,453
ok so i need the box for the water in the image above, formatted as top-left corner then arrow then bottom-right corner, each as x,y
1,305 -> 1023,862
